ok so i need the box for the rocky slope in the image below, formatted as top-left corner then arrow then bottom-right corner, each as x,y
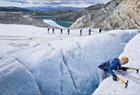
53,4 -> 104,22
70,0 -> 140,30
0,7 -> 57,28
0,12 -> 51,27
0,5 -> 104,28
32,4 -> 104,24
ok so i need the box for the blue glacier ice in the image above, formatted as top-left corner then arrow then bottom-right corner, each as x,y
11,30 -> 138,95
0,24 -> 139,95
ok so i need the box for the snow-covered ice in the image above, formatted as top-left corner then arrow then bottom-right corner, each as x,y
92,33 -> 140,95
0,57 -> 41,95
43,20 -> 66,29
0,24 -> 139,95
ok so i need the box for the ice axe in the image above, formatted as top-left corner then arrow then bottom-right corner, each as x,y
117,77 -> 129,88
126,67 -> 139,73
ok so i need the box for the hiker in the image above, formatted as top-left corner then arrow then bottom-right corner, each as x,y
80,28 -> 82,35
60,28 -> 63,34
52,28 -> 54,34
48,28 -> 50,33
98,56 -> 129,83
68,29 -> 70,35
88,29 -> 91,35
99,28 -> 102,33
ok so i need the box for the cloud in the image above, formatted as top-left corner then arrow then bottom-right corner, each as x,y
0,0 -> 111,7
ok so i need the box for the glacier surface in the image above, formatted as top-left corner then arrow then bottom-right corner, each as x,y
0,24 -> 139,95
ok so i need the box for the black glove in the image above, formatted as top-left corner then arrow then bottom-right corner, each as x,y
113,75 -> 118,81
121,67 -> 128,71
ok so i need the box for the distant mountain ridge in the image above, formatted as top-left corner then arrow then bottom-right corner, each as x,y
71,0 -> 140,30
0,6 -> 32,12
0,7 -> 58,28
25,6 -> 81,11
0,4 -> 104,28
0,6 -> 83,27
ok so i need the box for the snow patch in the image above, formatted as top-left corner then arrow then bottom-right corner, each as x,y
43,20 -> 66,29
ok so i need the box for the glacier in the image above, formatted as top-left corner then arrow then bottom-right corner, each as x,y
0,24 -> 139,95
92,33 -> 140,95
0,57 -> 41,95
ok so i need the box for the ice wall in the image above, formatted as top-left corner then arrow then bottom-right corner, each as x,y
11,30 -> 138,95
93,33 -> 140,95
0,57 -> 41,95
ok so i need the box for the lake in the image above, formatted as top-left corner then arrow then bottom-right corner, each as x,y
35,16 -> 73,28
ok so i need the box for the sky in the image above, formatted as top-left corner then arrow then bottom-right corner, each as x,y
0,0 -> 111,7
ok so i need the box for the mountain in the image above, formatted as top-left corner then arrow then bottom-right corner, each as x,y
0,5 -> 104,27
85,4 -> 105,11
31,8 -> 86,22
0,7 -> 58,28
25,6 -> 80,11
0,6 -> 32,12
0,4 -> 105,28
0,6 -> 83,27
0,12 -> 50,27
26,4 -> 104,22
70,0 -> 140,30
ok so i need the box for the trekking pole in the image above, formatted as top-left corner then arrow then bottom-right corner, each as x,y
117,77 -> 129,88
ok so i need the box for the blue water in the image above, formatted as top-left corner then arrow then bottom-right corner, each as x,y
56,21 -> 73,28
35,16 -> 73,27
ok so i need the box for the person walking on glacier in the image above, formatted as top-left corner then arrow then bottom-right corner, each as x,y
98,56 -> 129,83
